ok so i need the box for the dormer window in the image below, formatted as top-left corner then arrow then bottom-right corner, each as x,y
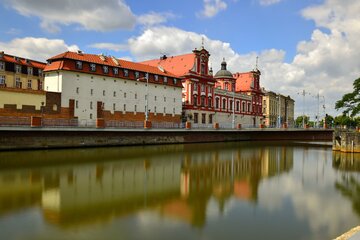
75,61 -> 83,70
0,61 -> 4,70
163,76 -> 168,83
38,69 -> 43,76
123,69 -> 129,77
173,78 -> 177,84
103,65 -> 109,74
90,63 -> 96,72
113,67 -> 119,75
154,75 -> 159,81
135,71 -> 139,79
15,65 -> 21,73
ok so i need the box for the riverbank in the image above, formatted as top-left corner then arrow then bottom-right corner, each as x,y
0,127 -> 333,150
335,226 -> 360,240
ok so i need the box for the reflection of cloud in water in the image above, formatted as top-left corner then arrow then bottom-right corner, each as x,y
259,151 -> 358,239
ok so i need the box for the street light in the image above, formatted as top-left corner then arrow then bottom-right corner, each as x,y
232,83 -> 235,129
137,73 -> 149,121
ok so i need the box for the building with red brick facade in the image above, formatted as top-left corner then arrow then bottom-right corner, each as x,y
142,47 -> 263,128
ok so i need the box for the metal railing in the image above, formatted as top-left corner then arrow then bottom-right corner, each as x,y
152,122 -> 181,129
0,116 -> 31,126
105,120 -> 143,129
42,118 -> 78,127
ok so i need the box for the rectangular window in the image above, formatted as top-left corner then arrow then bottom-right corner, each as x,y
0,75 -> 5,85
154,106 -> 157,113
15,65 -> 21,73
113,67 -> 119,75
123,69 -> 129,77
134,105 -> 137,112
103,65 -> 109,74
154,96 -> 157,101
174,98 -> 176,103
135,93 -> 137,99
103,90 -> 105,96
173,78 -> 177,84
38,69 -> 43,76
90,113 -> 93,119
76,100 -> 78,109
75,61 -> 83,70
90,63 -> 96,72
113,91 -> 116,97
201,84 -> 205,92
38,80 -> 43,90
209,114 -> 213,124
76,87 -> 79,94
163,76 -> 168,83
27,79 -> 32,89
27,67 -> 33,75
124,92 -> 126,98
91,89 -> 93,95
154,75 -> 159,81
0,61 -> 4,70
193,83 -> 198,91
123,104 -> 126,112
90,101 -> 93,109
15,77 -> 21,88
173,108 -> 175,114
202,114 -> 206,124
113,103 -> 116,110
135,71 -> 139,79
164,97 -> 166,102
163,107 -> 166,114
194,113 -> 198,124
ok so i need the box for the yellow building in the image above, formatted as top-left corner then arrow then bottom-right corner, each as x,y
262,90 -> 295,128
0,51 -> 46,90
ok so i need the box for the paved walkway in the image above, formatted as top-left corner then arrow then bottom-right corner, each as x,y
336,226 -> 360,240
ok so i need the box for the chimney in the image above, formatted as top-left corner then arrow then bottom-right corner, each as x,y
160,55 -> 167,60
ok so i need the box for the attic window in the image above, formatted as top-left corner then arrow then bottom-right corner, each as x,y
173,78 -> 177,85
0,61 -> 4,70
123,69 -> 129,77
90,63 -> 96,72
113,67 -> 119,75
154,75 -> 158,81
163,76 -> 168,83
75,61 -> 83,70
103,65 -> 109,74
135,71 -> 139,79
15,65 -> 21,73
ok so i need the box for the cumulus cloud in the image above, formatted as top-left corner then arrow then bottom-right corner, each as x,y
197,0 -> 227,18
137,12 -> 176,27
4,0 -> 136,32
89,43 -> 128,52
0,37 -> 79,62
86,0 -> 360,117
259,0 -> 282,6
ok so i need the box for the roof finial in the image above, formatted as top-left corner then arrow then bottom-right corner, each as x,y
255,56 -> 259,70
201,36 -> 205,49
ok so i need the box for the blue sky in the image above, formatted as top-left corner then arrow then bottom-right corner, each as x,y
0,0 -> 359,118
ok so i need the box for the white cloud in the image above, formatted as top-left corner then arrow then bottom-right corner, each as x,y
89,43 -> 128,52
88,0 -> 360,117
197,0 -> 227,18
4,0 -> 136,32
259,0 -> 282,6
0,37 -> 79,62
137,12 -> 176,27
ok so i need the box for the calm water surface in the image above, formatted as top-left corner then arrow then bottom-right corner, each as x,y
0,142 -> 359,240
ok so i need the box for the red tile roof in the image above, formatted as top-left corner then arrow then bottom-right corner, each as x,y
141,53 -> 196,77
46,51 -> 179,78
0,52 -> 46,69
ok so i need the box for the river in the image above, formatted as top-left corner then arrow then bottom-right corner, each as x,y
0,141 -> 359,240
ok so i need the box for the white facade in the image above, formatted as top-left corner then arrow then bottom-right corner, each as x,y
45,71 -> 182,124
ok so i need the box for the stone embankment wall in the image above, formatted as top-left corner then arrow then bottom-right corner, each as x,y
0,129 -> 333,151
333,129 -> 360,153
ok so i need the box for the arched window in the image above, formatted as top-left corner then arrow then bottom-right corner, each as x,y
215,98 -> 219,109
201,95 -> 205,107
224,82 -> 229,91
229,100 -> 233,111
222,98 -> 227,110
193,94 -> 198,106
236,101 -> 240,112
242,102 -> 245,112
208,97 -> 212,107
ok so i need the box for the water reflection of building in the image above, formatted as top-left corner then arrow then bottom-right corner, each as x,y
332,151 -> 360,217
333,151 -> 360,172
0,144 -> 294,229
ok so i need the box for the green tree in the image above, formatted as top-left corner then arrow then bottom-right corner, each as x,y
335,77 -> 360,117
295,115 -> 309,127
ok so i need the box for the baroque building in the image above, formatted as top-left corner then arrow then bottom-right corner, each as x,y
44,51 -> 183,126
142,47 -> 263,128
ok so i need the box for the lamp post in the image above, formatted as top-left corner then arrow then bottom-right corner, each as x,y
137,73 -> 149,121
232,83 -> 235,129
